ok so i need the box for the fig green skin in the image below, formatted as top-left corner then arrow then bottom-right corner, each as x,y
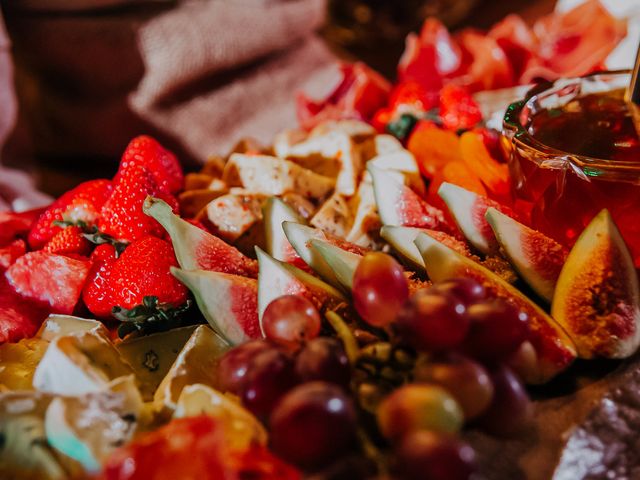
551,210 -> 640,360
486,207 -> 567,303
308,239 -> 362,291
414,232 -> 577,385
143,196 -> 257,277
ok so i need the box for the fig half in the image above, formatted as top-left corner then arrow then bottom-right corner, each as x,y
415,232 -> 576,384
551,210 -> 640,359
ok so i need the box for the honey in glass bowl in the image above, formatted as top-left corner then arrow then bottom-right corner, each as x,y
502,71 -> 640,267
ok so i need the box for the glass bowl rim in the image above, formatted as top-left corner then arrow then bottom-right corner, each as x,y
502,70 -> 640,173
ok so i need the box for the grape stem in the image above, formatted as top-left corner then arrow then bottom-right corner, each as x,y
325,311 -> 359,364
356,426 -> 389,476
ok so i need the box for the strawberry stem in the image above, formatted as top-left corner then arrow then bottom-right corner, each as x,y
53,219 -> 128,256
113,296 -> 192,338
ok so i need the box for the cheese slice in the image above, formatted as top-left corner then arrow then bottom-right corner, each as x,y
205,193 -> 265,242
153,326 -> 229,413
174,384 -> 266,449
116,325 -> 197,401
37,315 -> 107,342
32,331 -> 133,396
0,392 -> 67,480
44,376 -> 142,474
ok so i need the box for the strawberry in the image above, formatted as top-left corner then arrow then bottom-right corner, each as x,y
116,135 -> 184,194
82,244 -> 118,319
439,85 -> 483,131
0,275 -> 49,343
44,226 -> 92,256
28,179 -> 112,249
108,236 -> 187,310
82,236 -> 187,319
0,207 -> 46,246
0,239 -> 27,271
5,251 -> 91,314
99,164 -> 179,243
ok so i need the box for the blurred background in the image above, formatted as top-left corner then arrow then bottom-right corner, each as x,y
0,0 -> 558,198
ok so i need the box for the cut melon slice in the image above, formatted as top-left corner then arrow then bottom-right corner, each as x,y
263,197 -> 305,266
551,210 -> 640,359
369,165 -> 452,233
144,197 -> 257,277
414,233 -> 576,384
308,239 -> 362,290
255,248 -> 346,331
486,207 -> 567,302
438,182 -> 516,255
170,268 -> 260,346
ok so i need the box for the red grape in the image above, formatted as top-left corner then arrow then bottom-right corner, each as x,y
395,289 -> 469,352
218,339 -> 272,394
352,252 -> 409,328
431,277 -> 486,305
463,300 -> 529,362
241,349 -> 298,418
476,365 -> 532,437
394,431 -> 478,480
295,337 -> 350,389
262,295 -> 322,350
377,384 -> 463,441
414,353 -> 494,420
270,382 -> 357,469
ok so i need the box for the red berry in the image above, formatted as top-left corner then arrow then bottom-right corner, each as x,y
5,251 -> 91,314
99,164 -> 178,243
0,239 -> 27,271
116,136 -> 183,194
28,179 -> 112,249
0,275 -> 49,343
43,226 -> 92,256
439,85 -> 482,131
82,244 -> 118,319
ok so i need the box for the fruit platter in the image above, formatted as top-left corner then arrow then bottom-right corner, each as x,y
1,2 -> 640,480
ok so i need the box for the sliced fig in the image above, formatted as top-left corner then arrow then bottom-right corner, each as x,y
438,182 -> 516,255
262,197 -> 305,266
414,233 -> 576,384
308,239 -> 363,290
551,210 -> 640,359
143,197 -> 257,278
170,268 -> 260,345
486,207 -> 567,302
255,247 -> 346,332
369,165 -> 453,233
283,222 -> 367,289
381,225 -> 471,272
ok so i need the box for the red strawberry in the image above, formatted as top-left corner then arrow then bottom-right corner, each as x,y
108,236 -> 187,311
99,164 -> 179,243
28,179 -> 112,249
0,207 -> 46,246
5,251 -> 91,314
83,237 -> 187,319
0,239 -> 27,271
439,85 -> 482,131
0,275 -> 49,343
82,244 -> 118,319
44,226 -> 92,256
116,135 -> 184,194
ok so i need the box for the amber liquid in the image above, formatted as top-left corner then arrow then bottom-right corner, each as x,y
510,90 -> 640,266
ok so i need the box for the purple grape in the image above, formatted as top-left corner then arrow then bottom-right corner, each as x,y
270,382 -> 357,469
295,337 -> 350,389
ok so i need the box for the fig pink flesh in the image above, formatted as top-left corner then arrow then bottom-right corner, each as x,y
229,278 -> 261,339
194,235 -> 257,278
521,229 -> 567,283
396,186 -> 452,233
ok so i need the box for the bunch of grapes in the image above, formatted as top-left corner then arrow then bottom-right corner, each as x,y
218,252 -> 533,479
